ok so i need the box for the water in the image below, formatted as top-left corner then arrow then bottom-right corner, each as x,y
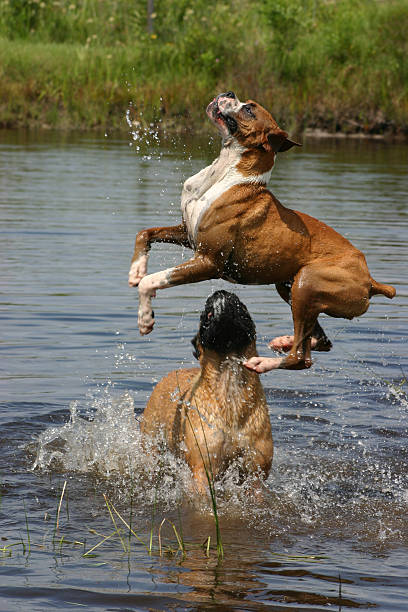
1,127 -> 408,611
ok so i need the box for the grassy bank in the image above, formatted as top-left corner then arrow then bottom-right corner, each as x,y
1,0 -> 407,135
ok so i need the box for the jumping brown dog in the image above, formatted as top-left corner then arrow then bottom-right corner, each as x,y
140,291 -> 273,492
129,92 -> 395,372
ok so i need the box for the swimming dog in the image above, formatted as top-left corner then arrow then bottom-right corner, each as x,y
129,92 -> 395,372
140,291 -> 273,492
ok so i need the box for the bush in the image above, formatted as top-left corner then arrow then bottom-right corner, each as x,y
0,0 -> 407,133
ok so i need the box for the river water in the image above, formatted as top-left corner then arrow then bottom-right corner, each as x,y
1,127 -> 407,611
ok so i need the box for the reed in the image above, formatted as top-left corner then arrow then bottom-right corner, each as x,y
149,490 -> 156,555
0,541 -> 26,557
23,500 -> 31,556
103,494 -> 131,553
158,518 -> 185,558
174,369 -> 224,561
177,507 -> 184,557
128,484 -> 134,554
52,480 -> 67,549
185,409 -> 224,560
1,474 -> 222,562
83,529 -> 118,558
56,480 -> 67,531
338,573 -> 343,611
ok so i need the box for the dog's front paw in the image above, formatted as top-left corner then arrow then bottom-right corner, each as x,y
279,353 -> 313,370
138,308 -> 155,335
243,356 -> 283,373
128,256 -> 148,287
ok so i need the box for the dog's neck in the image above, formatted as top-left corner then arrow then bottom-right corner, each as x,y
215,140 -> 275,186
223,138 -> 276,181
196,343 -> 265,429
183,140 -> 274,202
181,140 -> 275,246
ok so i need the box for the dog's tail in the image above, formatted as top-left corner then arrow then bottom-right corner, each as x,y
369,277 -> 396,299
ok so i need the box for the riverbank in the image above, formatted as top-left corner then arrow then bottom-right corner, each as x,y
1,0 -> 407,137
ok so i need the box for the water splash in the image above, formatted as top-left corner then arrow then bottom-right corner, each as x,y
33,391 -> 136,473
31,378 -> 408,545
126,104 -> 162,160
32,389 -> 192,509
386,377 -> 408,417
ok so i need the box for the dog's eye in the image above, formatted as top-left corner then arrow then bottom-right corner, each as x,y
243,105 -> 255,118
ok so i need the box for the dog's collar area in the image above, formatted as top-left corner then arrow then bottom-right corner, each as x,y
200,352 -> 250,369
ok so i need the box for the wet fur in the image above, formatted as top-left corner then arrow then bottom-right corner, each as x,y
140,291 -> 273,493
130,92 -> 396,371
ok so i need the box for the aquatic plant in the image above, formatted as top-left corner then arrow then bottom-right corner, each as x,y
0,480 -> 221,563
185,408 -> 224,560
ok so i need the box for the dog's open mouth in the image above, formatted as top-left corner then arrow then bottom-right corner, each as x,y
218,110 -> 238,133
207,98 -> 238,134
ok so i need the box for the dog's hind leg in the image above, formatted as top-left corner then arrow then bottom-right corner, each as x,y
278,259 -> 372,370
245,261 -> 370,373
270,281 -> 332,353
279,296 -> 317,370
244,278 -> 319,373
129,224 -> 191,286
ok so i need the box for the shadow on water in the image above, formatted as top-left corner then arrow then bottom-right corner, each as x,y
1,128 -> 408,610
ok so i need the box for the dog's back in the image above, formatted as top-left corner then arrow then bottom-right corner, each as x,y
141,291 -> 273,490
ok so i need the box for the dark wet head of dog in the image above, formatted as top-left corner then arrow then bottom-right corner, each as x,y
192,290 -> 256,359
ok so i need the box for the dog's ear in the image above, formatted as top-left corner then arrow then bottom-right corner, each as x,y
267,130 -> 301,153
191,334 -> 201,360
264,129 -> 287,153
278,137 -> 302,152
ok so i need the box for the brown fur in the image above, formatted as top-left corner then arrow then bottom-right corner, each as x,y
140,342 -> 273,493
129,93 -> 396,371
236,148 -> 276,176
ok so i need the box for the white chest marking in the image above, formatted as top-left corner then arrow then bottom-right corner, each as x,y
181,147 -> 274,246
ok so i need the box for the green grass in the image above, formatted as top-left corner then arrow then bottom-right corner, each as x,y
0,0 -> 407,134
